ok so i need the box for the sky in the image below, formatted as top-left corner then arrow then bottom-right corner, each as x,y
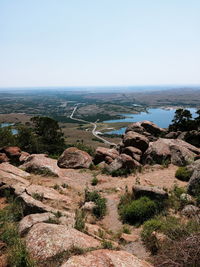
0,0 -> 200,88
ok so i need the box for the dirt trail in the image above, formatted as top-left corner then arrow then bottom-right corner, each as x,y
100,194 -> 123,232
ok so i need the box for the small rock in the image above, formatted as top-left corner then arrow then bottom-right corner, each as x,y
82,201 -> 96,212
180,193 -> 194,203
120,233 -> 139,243
181,205 -> 200,218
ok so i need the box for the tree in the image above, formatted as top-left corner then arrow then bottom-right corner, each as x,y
31,116 -> 65,154
0,127 -> 16,148
16,126 -> 39,154
169,109 -> 193,131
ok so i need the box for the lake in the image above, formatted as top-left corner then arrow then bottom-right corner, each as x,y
104,108 -> 197,135
0,122 -> 18,135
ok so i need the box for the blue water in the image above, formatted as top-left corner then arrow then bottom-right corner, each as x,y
0,122 -> 18,135
104,108 -> 197,135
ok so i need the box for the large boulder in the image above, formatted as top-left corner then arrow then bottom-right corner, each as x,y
19,212 -> 56,236
61,249 -> 152,267
26,223 -> 100,261
143,139 -> 171,165
106,154 -> 141,173
0,146 -> 21,163
58,147 -> 92,169
144,138 -> 200,166
126,121 -> 166,139
140,120 -> 166,136
19,151 -> 30,163
19,154 -> 61,177
25,184 -> 72,206
121,146 -> 142,162
178,130 -> 200,148
132,185 -> 168,200
123,131 -> 149,153
187,170 -> 200,196
94,147 -> 119,165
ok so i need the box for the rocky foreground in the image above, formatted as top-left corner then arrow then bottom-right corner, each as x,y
0,120 -> 200,266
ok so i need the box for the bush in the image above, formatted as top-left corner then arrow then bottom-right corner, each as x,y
85,189 -> 107,218
91,176 -> 98,186
175,167 -> 193,181
101,240 -> 113,249
141,216 -> 200,254
0,200 -> 35,267
153,234 -> 200,267
119,196 -> 159,225
74,210 -> 86,232
167,185 -> 187,211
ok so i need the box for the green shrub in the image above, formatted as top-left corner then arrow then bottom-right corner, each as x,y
141,215 -> 200,254
122,225 -> 131,234
111,168 -> 132,177
53,184 -> 61,190
167,185 -> 187,211
91,176 -> 98,186
0,200 -> 35,267
119,196 -> 159,225
74,210 -> 86,232
84,189 -> 107,218
93,197 -> 106,218
175,167 -> 193,181
31,193 -> 44,201
101,240 -> 113,249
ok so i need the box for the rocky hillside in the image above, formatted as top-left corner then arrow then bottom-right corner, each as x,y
0,120 -> 199,267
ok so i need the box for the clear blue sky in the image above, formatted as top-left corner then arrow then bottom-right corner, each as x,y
0,0 -> 200,87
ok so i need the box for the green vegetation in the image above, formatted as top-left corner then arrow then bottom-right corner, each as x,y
169,108 -> 200,131
119,196 -> 160,225
0,127 -> 16,147
53,184 -> 61,190
122,225 -> 131,234
31,193 -> 44,201
102,167 -> 134,177
175,166 -> 193,181
0,199 -> 35,267
101,240 -> 113,249
141,215 -> 200,255
0,116 -> 66,156
74,210 -> 86,232
85,189 -> 107,218
91,174 -> 99,186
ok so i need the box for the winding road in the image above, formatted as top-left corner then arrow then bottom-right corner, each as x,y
70,105 -> 116,146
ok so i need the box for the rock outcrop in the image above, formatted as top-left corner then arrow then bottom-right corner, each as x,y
132,185 -> 168,200
126,120 -> 166,139
144,138 -> 200,166
19,212 -> 56,236
187,170 -> 200,196
26,223 -> 101,261
0,153 -> 9,163
58,147 -> 92,169
61,249 -> 152,267
94,147 -> 119,165
123,131 -> 149,153
20,154 -> 61,176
